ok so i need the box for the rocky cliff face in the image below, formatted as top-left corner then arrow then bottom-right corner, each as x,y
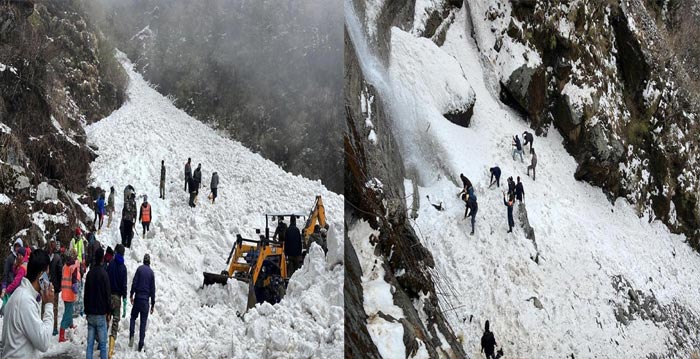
345,0 -> 467,357
0,0 -> 126,254
446,0 -> 700,249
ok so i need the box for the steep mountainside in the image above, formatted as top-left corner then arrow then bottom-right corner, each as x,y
345,0 -> 700,358
0,0 -> 126,254
85,0 -> 344,193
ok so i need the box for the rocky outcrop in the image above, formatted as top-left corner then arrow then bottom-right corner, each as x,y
0,1 -> 126,256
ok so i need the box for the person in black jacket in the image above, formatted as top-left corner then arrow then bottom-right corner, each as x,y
489,166 -> 501,188
464,195 -> 478,236
83,247 -> 110,359
284,217 -> 303,276
481,320 -> 497,359
48,239 -> 62,336
515,177 -> 525,203
106,244 -> 127,357
159,160 -> 166,199
184,158 -> 192,192
522,131 -> 534,152
188,176 -> 197,208
504,193 -> 515,233
459,173 -> 472,192
507,177 -> 516,199
273,218 -> 287,243
512,135 -> 524,162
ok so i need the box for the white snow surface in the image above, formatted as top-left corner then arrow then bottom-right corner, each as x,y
0,193 -> 10,205
353,4 -> 700,358
31,55 -> 344,358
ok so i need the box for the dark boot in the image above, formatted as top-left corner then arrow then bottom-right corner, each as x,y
59,328 -> 66,343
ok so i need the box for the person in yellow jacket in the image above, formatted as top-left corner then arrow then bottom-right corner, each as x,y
58,250 -> 80,343
139,196 -> 152,237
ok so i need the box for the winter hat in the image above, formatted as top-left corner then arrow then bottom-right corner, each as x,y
75,227 -> 82,236
143,253 -> 150,265
115,244 -> 125,256
106,246 -> 114,256
16,247 -> 26,258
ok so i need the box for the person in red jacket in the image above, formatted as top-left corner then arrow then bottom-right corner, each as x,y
5,247 -> 27,297
139,196 -> 152,237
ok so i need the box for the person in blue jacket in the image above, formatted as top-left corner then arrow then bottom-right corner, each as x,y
96,192 -> 106,234
129,254 -> 155,352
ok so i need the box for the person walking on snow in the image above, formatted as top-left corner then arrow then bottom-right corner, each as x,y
503,193 -> 515,233
184,158 -> 192,192
120,192 -> 137,248
480,320 -> 498,359
188,176 -> 197,208
59,250 -> 79,343
106,187 -> 115,229
83,247 -> 110,359
209,172 -> 219,204
515,177 -> 525,203
193,164 -> 202,204
512,135 -> 524,163
129,254 -> 155,352
284,217 -> 303,276
0,249 -> 54,359
48,240 -> 62,336
96,193 -> 106,234
527,148 -> 537,181
106,244 -> 127,358
522,131 -> 534,153
489,166 -> 501,188
139,196 -> 152,237
159,160 -> 166,199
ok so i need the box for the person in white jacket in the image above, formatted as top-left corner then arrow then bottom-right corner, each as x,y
0,249 -> 54,359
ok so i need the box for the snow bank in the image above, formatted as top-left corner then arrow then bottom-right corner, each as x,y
31,54 -> 344,358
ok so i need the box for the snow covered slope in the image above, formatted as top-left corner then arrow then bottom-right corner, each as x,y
39,53 -> 344,358
349,3 -> 700,358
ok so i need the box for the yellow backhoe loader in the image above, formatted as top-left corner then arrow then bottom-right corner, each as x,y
202,196 -> 327,307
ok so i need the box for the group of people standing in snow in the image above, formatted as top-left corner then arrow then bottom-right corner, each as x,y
457,131 -> 539,236
183,158 -> 219,208
0,227 -> 156,358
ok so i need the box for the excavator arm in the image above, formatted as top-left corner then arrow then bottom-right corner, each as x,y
303,195 -> 326,240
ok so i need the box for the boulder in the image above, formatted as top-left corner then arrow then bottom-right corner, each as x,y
36,182 -> 58,201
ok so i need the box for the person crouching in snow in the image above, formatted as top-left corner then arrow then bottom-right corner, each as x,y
139,196 -> 152,237
0,249 -> 54,358
489,166 -> 501,188
59,249 -> 80,343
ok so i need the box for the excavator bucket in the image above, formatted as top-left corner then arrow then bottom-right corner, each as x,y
202,271 -> 229,286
